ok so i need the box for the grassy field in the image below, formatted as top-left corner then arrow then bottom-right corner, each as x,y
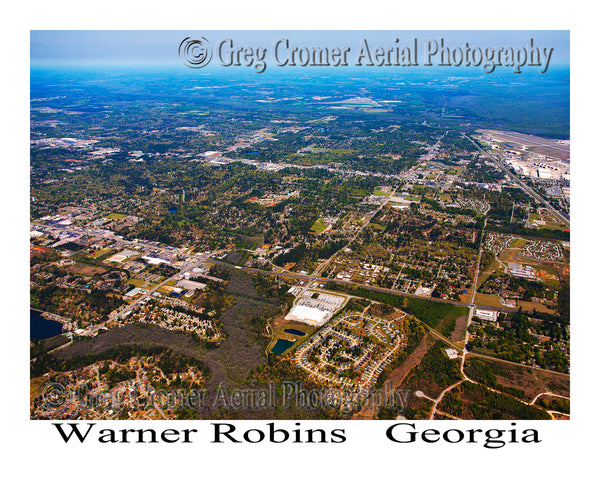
474,293 -> 514,310
104,212 -> 127,220
448,314 -> 468,344
369,222 -> 386,231
476,258 -> 504,290
473,293 -> 555,314
511,237 -> 528,249
404,297 -> 469,330
529,211 -> 569,231
126,278 -> 147,288
89,247 -> 114,260
309,218 -> 328,234
535,264 -> 561,289
516,300 -> 557,314
267,321 -> 316,356
373,188 -> 392,197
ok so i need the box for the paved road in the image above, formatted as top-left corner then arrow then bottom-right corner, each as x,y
430,217 -> 486,418
207,257 -> 520,315
312,186 -> 398,278
461,218 -> 487,377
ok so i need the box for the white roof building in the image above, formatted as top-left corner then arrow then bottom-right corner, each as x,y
444,348 -> 460,359
474,309 -> 498,322
285,305 -> 330,326
125,287 -> 146,297
537,168 -> 552,179
175,279 -> 207,291
141,255 -> 171,265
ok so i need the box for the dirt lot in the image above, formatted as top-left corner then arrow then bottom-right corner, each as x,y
449,314 -> 468,344
557,265 -> 570,283
66,263 -> 108,276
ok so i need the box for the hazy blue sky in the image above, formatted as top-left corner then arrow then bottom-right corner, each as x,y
31,30 -> 569,68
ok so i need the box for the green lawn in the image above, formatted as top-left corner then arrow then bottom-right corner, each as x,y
104,212 -> 127,220
310,218 -> 328,234
510,238 -> 528,249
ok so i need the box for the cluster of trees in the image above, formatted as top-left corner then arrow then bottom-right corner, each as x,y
30,285 -> 124,322
402,341 -> 462,397
325,283 -> 468,331
462,159 -> 505,183
537,396 -> 569,414
479,250 -> 496,272
315,240 -> 345,259
422,197 -> 478,218
253,274 -> 293,301
468,310 -> 569,372
557,283 -> 569,318
480,274 -> 549,302
464,358 -> 525,399
155,350 -> 210,377
246,359 -> 345,419
31,344 -> 210,379
486,222 -> 569,241
273,243 -> 307,267
441,381 -> 550,420
103,365 -> 136,389
374,316 -> 425,389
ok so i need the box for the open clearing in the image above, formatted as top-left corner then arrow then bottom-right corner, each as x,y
104,212 -> 128,220
465,354 -> 569,401
65,263 -> 108,276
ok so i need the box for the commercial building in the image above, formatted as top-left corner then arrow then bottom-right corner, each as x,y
507,262 -> 536,280
106,249 -> 138,263
141,255 -> 171,265
474,309 -> 498,322
175,279 -> 207,291
285,305 -> 330,326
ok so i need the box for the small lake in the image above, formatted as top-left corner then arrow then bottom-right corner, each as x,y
168,208 -> 177,214
271,338 -> 296,355
284,328 -> 305,336
30,310 -> 63,340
